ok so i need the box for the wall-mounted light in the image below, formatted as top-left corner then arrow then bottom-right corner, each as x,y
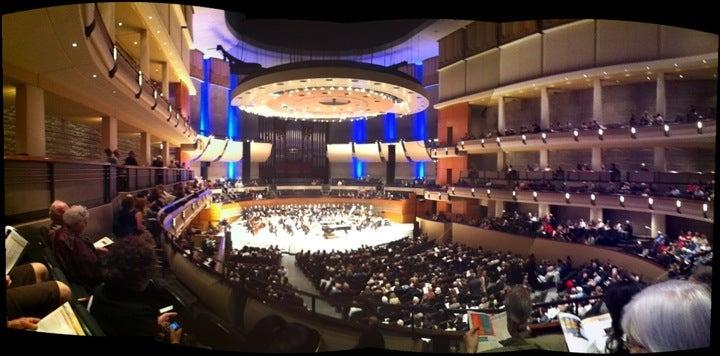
496,137 -> 501,146
167,104 -> 173,122
486,189 -> 491,198
521,134 -> 527,144
451,186 -> 456,195
564,192 -> 571,203
532,191 -> 538,201
460,141 -> 465,149
541,132 -> 548,143
151,89 -> 158,110
703,203 -> 709,219
619,195 -> 625,207
597,128 -> 604,140
445,147 -> 449,155
480,138 -> 486,148
648,197 -> 654,210
512,190 -> 518,200
630,127 -> 637,139
676,199 -> 682,213
471,188 -> 476,197
664,124 -> 670,137
590,193 -> 596,205
697,121 -> 703,134
135,71 -> 143,99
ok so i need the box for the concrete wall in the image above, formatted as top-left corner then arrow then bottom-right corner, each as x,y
549,88 -> 593,126
504,97 -> 540,130
548,149 -> 591,170
666,147 -> 716,172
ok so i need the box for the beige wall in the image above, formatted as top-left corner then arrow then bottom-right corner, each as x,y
417,218 -> 451,241
465,48 -> 500,93
438,61 -> 466,101
499,34 -> 542,85
542,20 -> 595,75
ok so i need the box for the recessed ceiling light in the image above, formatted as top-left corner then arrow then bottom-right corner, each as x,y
148,16 -> 153,19
92,74 -> 97,78
602,71 -> 607,75
582,74 -> 587,78
133,41 -> 138,45
679,74 -> 684,78
702,59 -> 708,64
71,43 -> 77,47
157,30 -> 160,34
118,22 -> 123,26
646,76 -> 651,80
673,63 -> 678,67
645,66 -> 650,70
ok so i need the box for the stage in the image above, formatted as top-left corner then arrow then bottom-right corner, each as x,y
229,218 -> 414,253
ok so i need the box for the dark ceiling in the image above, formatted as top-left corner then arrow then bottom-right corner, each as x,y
225,13 -> 431,55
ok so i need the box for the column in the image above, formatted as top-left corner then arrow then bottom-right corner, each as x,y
654,146 -> 666,172
161,62 -> 169,98
591,147 -> 602,171
539,149 -> 549,170
590,207 -> 603,224
593,78 -> 602,122
540,87 -> 550,130
656,73 -> 666,118
162,141 -> 170,165
538,203 -> 550,219
139,30 -> 150,75
497,96 -> 505,134
650,213 -> 666,237
15,84 -> 46,157
496,151 -> 506,171
101,116 -> 118,150
140,132 -> 151,166
99,3 -> 115,42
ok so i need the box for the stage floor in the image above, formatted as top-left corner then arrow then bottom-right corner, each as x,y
229,219 -> 414,253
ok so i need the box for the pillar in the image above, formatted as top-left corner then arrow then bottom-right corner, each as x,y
15,84 -> 46,157
162,141 -> 170,165
540,87 -> 550,130
539,149 -> 549,170
654,146 -> 666,172
656,73 -> 666,118
590,207 -> 603,224
140,132 -> 151,166
496,151 -> 506,171
101,116 -> 118,151
139,30 -> 150,75
99,3 -> 115,42
538,203 -> 550,219
497,96 -> 505,134
161,62 -> 169,98
591,147 -> 602,171
593,78 -> 602,122
651,213 -> 666,237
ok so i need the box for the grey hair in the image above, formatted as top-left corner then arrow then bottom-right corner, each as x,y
62,205 -> 89,227
49,200 -> 68,216
621,280 -> 710,352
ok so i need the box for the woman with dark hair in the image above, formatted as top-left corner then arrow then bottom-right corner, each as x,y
91,236 -> 182,343
114,194 -> 138,238
602,281 -> 643,353
134,196 -> 149,235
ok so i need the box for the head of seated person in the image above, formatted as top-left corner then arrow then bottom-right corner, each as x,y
49,200 -> 70,227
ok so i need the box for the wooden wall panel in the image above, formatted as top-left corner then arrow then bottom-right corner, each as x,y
465,21 -> 498,57
499,20 -> 539,45
438,28 -> 466,68
422,56 -> 439,86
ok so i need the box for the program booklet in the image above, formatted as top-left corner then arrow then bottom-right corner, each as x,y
558,312 -> 612,353
93,236 -> 114,249
36,302 -> 86,336
467,311 -> 510,352
6,226 -> 28,275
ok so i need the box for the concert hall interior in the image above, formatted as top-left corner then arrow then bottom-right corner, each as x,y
2,3 -> 716,353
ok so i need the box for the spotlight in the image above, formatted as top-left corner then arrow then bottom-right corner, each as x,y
697,121 -> 703,134
486,189 -> 491,198
565,192 -> 571,203
532,191 -> 538,201
648,197 -> 654,209
471,188 -> 475,197
480,139 -> 485,148
541,132 -> 547,143
460,141 -> 465,149
590,193 -> 596,205
445,147 -> 449,155
702,203 -> 709,218
630,127 -> 637,139
451,186 -> 456,195
573,129 -> 579,141
664,124 -> 670,137
619,195 -> 625,207
521,134 -> 527,144
512,190 -> 518,200
676,199 -> 682,213
597,128 -> 604,140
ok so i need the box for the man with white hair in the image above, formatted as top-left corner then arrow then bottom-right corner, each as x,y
49,200 -> 69,228
49,205 -> 107,290
621,280 -> 710,352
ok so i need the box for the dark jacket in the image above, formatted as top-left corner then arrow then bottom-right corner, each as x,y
90,281 -> 173,337
50,226 -> 102,290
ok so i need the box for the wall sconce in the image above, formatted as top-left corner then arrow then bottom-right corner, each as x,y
597,128 -> 604,140
664,124 -> 670,137
703,203 -> 708,218
486,189 -> 491,198
151,89 -> 158,110
496,137 -> 501,146
590,193 -> 596,205
541,132 -> 547,143
521,134 -> 527,144
512,190 -> 518,200
167,104 -> 173,121
697,121 -> 703,134
451,186 -> 456,195
174,117 -> 180,128
619,195 -> 625,207
445,147 -> 449,155
109,45 -> 118,78
565,192 -> 571,203
460,141 -> 465,149
648,197 -> 654,210
630,127 -> 637,139
573,130 -> 579,141
676,199 -> 682,213
480,139 -> 485,148
135,71 -> 143,99
471,188 -> 475,197
532,191 -> 538,201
